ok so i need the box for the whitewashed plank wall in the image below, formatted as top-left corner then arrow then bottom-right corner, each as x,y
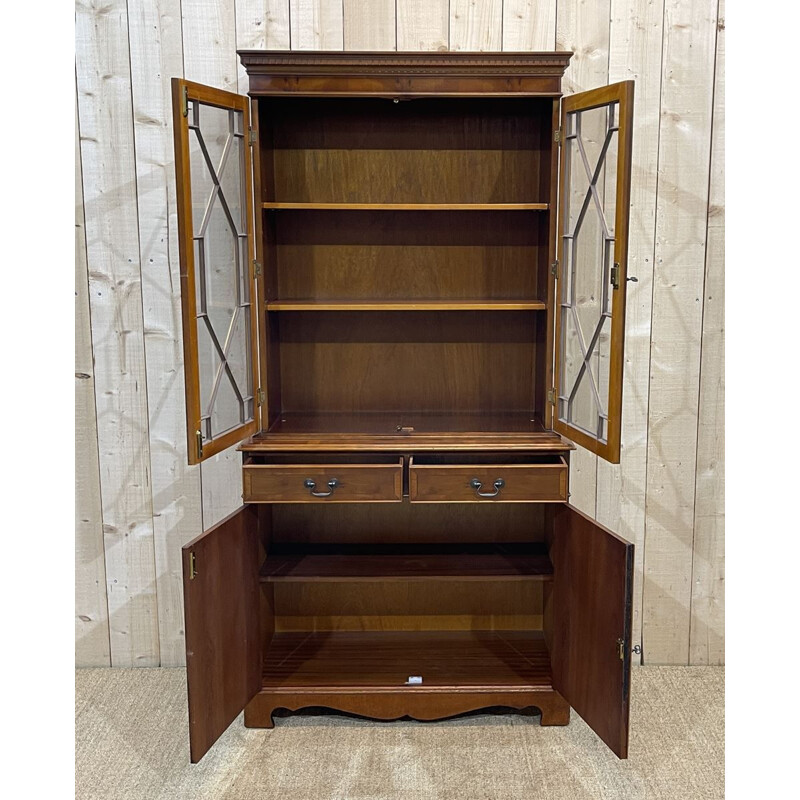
75,0 -> 724,666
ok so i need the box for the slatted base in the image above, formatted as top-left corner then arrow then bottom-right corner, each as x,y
244,631 -> 570,728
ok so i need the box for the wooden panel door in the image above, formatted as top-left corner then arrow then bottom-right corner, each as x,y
547,503 -> 634,758
172,79 -> 260,464
182,506 -> 261,762
554,81 -> 634,463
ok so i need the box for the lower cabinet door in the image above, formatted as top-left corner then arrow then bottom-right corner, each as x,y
182,505 -> 261,762
547,504 -> 635,758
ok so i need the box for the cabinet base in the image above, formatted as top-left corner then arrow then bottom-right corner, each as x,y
244,688 -> 570,729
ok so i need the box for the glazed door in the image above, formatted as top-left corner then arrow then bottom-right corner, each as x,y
547,503 -> 634,758
172,79 -> 260,464
182,506 -> 261,762
554,81 -> 634,463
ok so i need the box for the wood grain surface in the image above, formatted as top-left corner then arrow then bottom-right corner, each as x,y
182,506 -> 261,762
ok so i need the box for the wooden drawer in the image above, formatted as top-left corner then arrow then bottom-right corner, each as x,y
243,456 -> 403,503
409,454 -> 568,503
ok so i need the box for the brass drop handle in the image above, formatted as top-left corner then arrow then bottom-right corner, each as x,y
303,478 -> 339,497
470,478 -> 505,498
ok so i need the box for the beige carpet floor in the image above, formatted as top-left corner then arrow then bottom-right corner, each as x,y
76,667 -> 723,800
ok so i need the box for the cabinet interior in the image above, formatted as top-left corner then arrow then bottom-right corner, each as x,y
256,96 -> 554,434
259,500 -> 556,690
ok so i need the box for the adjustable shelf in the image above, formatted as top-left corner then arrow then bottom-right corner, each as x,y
265,299 -> 547,312
262,202 -> 549,211
260,544 -> 554,583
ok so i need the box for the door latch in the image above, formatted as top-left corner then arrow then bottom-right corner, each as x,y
617,638 -> 643,660
610,263 -> 621,290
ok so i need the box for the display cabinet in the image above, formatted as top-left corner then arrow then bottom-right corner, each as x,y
171,52 -> 635,763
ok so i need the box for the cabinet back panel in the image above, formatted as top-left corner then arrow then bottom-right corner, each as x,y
270,210 -> 544,301
260,98 -> 550,204
271,502 -> 546,545
277,311 -> 537,414
273,581 -> 543,632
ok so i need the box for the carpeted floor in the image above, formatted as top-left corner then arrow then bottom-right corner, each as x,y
76,667 -> 723,799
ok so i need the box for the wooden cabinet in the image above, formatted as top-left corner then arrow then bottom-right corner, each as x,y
171,52 -> 636,763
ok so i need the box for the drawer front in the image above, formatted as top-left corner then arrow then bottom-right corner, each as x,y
409,460 -> 568,503
243,460 -> 403,503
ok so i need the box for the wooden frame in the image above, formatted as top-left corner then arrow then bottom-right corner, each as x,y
172,79 -> 260,464
547,503 -> 634,758
553,81 -> 634,463
182,505 -> 261,762
172,53 -> 638,764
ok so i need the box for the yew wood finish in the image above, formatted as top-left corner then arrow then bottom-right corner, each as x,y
245,689 -> 570,729
260,544 -> 554,582
553,81 -> 635,463
265,209 -> 546,305
409,455 -> 568,503
182,506 -> 260,763
266,299 -> 547,311
242,413 -> 574,453
173,52 -> 636,763
547,504 -> 634,758
262,203 -> 549,211
244,631 -> 569,729
243,458 -> 403,503
238,51 -> 573,97
171,79 -> 260,465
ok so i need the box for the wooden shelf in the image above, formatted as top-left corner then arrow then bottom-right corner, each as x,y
265,299 -> 547,312
260,544 -> 553,583
262,631 -> 552,690
262,202 -> 549,211
240,412 -> 573,453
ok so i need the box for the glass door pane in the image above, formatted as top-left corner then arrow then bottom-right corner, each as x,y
173,80 -> 258,464
554,82 -> 634,464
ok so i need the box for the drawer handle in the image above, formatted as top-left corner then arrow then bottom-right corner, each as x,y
470,478 -> 505,498
303,477 -> 340,498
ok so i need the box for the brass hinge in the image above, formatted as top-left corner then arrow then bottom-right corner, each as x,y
253,260 -> 262,278
551,260 -> 558,278
257,388 -> 265,406
617,638 -> 643,660
610,262 -> 621,290
189,552 -> 197,580
196,429 -> 203,459
554,128 -> 562,145
181,86 -> 189,118
248,128 -> 257,145
547,388 -> 556,405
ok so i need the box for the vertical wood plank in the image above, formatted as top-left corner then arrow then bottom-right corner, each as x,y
181,0 -> 247,532
76,0 -> 160,667
556,0 -> 612,515
181,0 -> 239,91
290,0 -> 344,49
450,0 -> 502,51
344,0 -> 396,50
75,94 -> 111,667
690,0 -> 724,666
643,0 -> 718,664
397,0 -> 448,50
236,1 -> 291,89
127,0 -> 204,667
596,0 -> 665,661
502,0 -> 556,50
